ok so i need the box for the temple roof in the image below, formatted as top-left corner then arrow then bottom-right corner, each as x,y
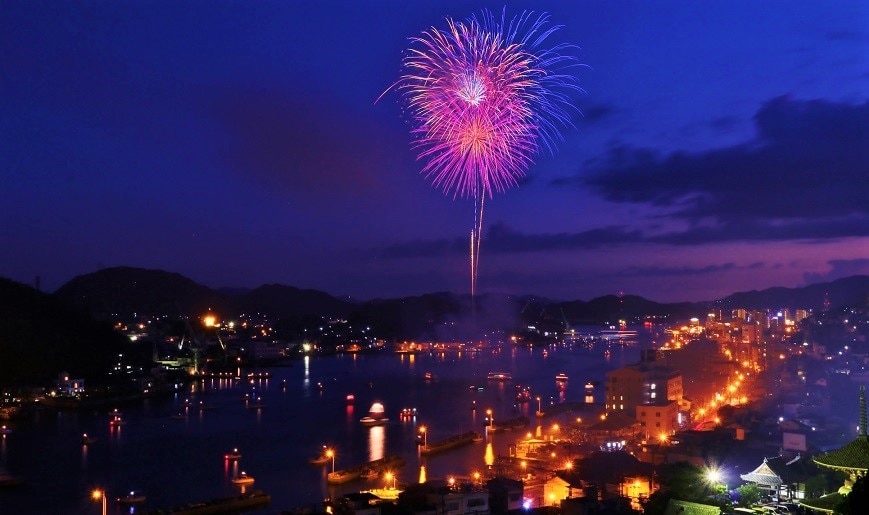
812,435 -> 869,472
664,499 -> 721,515
798,492 -> 843,514
739,458 -> 782,486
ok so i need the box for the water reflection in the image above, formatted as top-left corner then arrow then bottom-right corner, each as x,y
368,425 -> 385,462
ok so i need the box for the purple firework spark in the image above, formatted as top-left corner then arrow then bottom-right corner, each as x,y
396,9 -> 581,199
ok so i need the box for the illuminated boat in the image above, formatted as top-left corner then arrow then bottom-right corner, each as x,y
81,433 -> 97,445
555,373 -> 568,382
116,490 -> 146,504
0,425 -> 11,435
486,372 -> 512,381
231,472 -> 255,485
224,448 -> 242,461
360,402 -> 389,427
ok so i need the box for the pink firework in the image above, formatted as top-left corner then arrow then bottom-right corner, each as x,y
397,9 -> 580,199
387,10 -> 580,295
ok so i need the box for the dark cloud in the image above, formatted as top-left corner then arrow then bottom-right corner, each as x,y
803,258 -> 869,284
579,103 -> 616,123
576,97 -> 869,242
207,86 -> 397,196
382,221 -> 643,258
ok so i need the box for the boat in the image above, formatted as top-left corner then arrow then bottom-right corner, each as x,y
345,394 -> 355,404
81,433 -> 97,445
486,372 -> 512,381
487,416 -> 530,433
327,455 -> 405,485
399,407 -> 417,419
116,490 -> 147,504
224,448 -> 242,461
514,385 -> 532,403
420,431 -> 482,455
555,373 -> 569,382
109,415 -> 126,427
0,425 -> 11,435
308,446 -> 332,465
231,472 -> 255,485
360,402 -> 389,427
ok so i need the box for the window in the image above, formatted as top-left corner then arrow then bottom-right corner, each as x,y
651,392 -> 656,399
656,412 -> 661,417
651,383 -> 656,390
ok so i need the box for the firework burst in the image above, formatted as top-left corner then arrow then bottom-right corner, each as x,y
387,9 -> 581,295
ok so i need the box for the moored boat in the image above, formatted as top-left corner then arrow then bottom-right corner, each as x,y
420,431 -> 482,455
327,455 -> 405,485
360,402 -> 389,426
231,471 -> 255,485
308,446 -> 332,465
224,448 -> 242,461
81,433 -> 97,445
555,373 -> 568,382
116,490 -> 146,504
486,372 -> 512,381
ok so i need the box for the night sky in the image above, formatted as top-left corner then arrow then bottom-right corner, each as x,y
2,1 -> 867,303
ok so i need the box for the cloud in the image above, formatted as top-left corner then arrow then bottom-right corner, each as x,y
207,85 -> 399,196
575,97 -> 869,242
803,258 -> 869,284
381,221 -> 643,258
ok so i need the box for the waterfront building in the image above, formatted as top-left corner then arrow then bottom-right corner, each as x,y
605,350 -> 683,437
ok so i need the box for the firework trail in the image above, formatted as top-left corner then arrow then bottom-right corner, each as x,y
385,9 -> 581,296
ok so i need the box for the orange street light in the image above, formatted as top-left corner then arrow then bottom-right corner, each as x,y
91,489 -> 106,515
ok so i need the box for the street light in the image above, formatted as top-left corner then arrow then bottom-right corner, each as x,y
419,426 -> 427,447
385,472 -> 396,489
91,489 -> 106,515
536,396 -> 542,414
486,409 -> 493,427
326,448 -> 335,473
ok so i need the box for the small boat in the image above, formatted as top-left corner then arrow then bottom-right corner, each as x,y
170,412 -> 186,420
346,394 -> 355,404
116,490 -> 146,504
224,448 -> 242,461
486,372 -> 512,381
0,425 -> 11,435
399,407 -> 417,419
81,433 -> 97,445
109,416 -> 126,427
308,447 -> 332,465
231,472 -> 255,485
360,402 -> 389,427
555,373 -> 569,382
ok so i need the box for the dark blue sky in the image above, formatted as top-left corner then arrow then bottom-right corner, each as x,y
2,1 -> 867,302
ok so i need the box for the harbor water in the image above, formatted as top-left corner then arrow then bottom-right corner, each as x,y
0,332 -> 648,514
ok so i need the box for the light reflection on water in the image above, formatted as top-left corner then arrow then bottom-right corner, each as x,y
0,331 -> 648,513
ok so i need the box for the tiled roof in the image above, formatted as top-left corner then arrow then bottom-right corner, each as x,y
739,458 -> 782,486
664,499 -> 721,515
812,435 -> 869,471
799,492 -> 843,513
